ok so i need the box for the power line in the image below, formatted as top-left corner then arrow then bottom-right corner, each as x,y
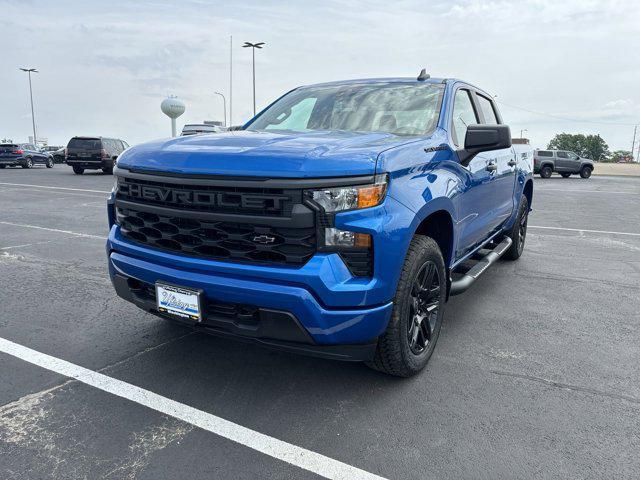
495,99 -> 639,127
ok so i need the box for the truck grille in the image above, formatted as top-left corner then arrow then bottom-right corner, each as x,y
115,173 -> 317,266
117,176 -> 299,216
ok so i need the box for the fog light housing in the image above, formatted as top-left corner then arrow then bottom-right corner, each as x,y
324,228 -> 371,247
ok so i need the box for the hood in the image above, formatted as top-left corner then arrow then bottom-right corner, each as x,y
117,130 -> 418,178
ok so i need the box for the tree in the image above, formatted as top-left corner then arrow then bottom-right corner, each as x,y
548,133 -> 611,161
582,134 -> 610,162
610,150 -> 633,163
1,138 -> 13,143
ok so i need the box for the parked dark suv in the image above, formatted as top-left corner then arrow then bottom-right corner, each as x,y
0,143 -> 54,169
65,137 -> 129,174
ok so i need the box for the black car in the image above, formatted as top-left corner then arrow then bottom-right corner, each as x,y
52,147 -> 66,164
65,136 -> 130,174
0,143 -> 54,169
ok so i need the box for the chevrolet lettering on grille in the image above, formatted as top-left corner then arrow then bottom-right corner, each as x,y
119,183 -> 289,210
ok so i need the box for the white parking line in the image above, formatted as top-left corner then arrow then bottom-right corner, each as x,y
0,235 -> 79,250
534,188 -> 640,195
0,182 -> 109,194
0,337 -> 386,480
0,221 -> 107,240
529,225 -> 640,237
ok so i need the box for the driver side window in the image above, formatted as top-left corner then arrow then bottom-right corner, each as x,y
451,89 -> 478,147
264,97 -> 317,131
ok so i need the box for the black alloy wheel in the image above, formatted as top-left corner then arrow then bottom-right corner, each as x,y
503,195 -> 529,260
407,261 -> 441,354
540,166 -> 552,178
516,205 -> 528,256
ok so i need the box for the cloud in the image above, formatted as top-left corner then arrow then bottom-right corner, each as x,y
1,0 -> 639,151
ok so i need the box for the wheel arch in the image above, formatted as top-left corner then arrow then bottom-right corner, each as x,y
413,209 -> 455,269
540,162 -> 554,171
523,178 -> 533,208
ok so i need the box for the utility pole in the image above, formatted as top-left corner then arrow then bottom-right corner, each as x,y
242,42 -> 265,117
632,125 -> 638,162
19,68 -> 38,145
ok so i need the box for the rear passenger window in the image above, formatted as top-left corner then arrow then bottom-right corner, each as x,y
451,89 -> 478,147
477,95 -> 498,124
537,151 -> 553,157
557,152 -> 568,158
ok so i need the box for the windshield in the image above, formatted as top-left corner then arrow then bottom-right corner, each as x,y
248,83 -> 444,136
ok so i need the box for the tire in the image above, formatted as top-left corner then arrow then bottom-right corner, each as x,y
580,166 -> 592,179
503,195 -> 529,261
72,166 -> 84,175
46,158 -> 54,168
539,165 -> 552,178
560,173 -> 571,178
0,165 -> 5,169
367,236 -> 446,377
22,158 -> 33,169
102,158 -> 116,174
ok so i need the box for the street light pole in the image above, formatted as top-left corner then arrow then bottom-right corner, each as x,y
242,42 -> 265,117
520,128 -> 528,139
20,68 -> 38,145
214,91 -> 227,126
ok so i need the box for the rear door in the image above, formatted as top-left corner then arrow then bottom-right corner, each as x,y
25,144 -> 40,160
472,92 -> 516,231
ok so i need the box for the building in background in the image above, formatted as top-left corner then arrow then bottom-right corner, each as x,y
28,135 -> 48,147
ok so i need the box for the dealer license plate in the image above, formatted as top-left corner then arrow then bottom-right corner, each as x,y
156,283 -> 202,322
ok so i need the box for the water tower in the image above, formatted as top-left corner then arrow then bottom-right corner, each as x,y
161,96 -> 185,137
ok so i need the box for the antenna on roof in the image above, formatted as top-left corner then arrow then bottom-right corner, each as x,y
417,68 -> 430,81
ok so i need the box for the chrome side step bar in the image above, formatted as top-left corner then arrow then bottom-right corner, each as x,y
449,237 -> 512,296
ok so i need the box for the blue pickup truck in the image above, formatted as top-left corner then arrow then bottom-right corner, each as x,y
107,74 -> 533,377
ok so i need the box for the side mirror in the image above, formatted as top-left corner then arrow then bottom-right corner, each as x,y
458,124 -> 512,166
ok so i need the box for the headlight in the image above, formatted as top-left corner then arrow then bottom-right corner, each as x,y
308,174 -> 388,213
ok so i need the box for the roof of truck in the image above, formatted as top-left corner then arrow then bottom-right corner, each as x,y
303,77 -> 449,88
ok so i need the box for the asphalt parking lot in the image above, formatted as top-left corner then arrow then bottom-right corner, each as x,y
1,166 -> 639,479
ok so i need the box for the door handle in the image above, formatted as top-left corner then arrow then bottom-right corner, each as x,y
486,163 -> 497,172
507,159 -> 517,167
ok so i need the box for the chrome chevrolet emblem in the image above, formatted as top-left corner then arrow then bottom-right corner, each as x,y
253,235 -> 276,244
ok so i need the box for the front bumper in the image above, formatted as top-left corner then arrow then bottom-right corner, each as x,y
109,242 -> 393,345
110,271 -> 378,361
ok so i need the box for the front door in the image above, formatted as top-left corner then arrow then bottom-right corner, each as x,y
473,93 -> 516,229
451,88 -> 496,259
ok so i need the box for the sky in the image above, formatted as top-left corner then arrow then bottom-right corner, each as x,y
1,0 -> 639,153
